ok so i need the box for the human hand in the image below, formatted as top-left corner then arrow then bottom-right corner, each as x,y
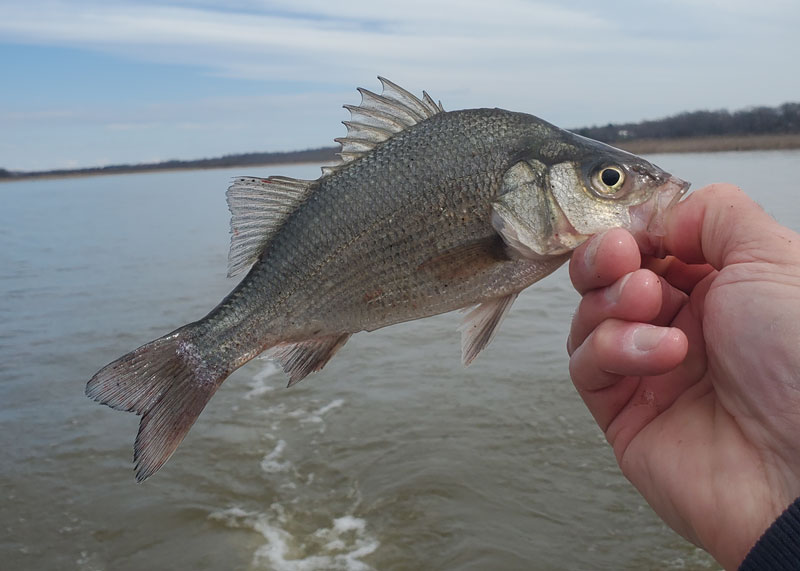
567,183 -> 800,569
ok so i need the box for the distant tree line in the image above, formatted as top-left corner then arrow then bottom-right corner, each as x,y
573,102 -> 800,143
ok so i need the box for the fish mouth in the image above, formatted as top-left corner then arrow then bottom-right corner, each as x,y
629,175 -> 691,257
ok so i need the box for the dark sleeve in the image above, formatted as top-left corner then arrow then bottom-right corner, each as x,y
739,497 -> 800,570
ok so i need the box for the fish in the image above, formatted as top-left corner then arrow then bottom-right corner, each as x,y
86,77 -> 690,481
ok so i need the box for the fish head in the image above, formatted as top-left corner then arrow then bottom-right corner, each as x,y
492,133 -> 689,259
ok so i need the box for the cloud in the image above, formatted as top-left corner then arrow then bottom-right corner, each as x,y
2,1 -> 606,47
0,1 -> 701,118
0,109 -> 81,122
4,0 -> 796,116
1,0 -> 798,170
0,3 -> 789,88
0,1 -> 669,85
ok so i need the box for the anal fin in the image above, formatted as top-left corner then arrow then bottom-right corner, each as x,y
268,333 -> 352,387
458,293 -> 519,366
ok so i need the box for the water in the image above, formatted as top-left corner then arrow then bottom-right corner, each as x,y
1,151 -> 798,570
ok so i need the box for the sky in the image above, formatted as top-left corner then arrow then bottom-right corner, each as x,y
1,0 -> 798,172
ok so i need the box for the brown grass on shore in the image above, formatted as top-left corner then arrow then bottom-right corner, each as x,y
615,133 -> 800,154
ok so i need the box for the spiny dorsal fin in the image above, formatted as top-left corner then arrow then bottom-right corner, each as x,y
332,77 -> 444,168
226,176 -> 314,277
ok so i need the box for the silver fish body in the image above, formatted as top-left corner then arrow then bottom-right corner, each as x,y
87,78 -> 689,480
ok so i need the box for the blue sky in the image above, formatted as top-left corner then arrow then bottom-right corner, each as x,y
1,0 -> 798,171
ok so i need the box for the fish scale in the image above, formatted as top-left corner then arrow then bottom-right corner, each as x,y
86,77 -> 689,480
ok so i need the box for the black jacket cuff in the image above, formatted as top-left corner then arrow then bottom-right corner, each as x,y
740,496 -> 800,570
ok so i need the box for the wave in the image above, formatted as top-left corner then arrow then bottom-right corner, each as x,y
209,506 -> 379,570
245,361 -> 282,399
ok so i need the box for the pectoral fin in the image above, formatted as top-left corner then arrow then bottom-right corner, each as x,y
458,293 -> 518,366
418,235 -> 511,281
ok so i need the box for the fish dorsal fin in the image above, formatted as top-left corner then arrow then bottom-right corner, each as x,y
227,79 -> 443,276
458,293 -> 519,366
333,77 -> 444,167
226,176 -> 314,277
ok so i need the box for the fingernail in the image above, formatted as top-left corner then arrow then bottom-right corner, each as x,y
605,272 -> 631,304
633,325 -> 667,352
583,231 -> 606,269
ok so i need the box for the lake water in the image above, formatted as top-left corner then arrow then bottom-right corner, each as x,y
2,150 -> 798,570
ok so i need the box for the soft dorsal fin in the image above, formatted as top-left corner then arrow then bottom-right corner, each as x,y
331,77 -> 444,169
226,176 -> 314,277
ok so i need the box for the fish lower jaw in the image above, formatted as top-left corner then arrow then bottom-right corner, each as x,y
627,204 -> 666,256
628,175 -> 690,257
632,228 -> 667,258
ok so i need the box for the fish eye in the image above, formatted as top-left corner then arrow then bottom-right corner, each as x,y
592,166 -> 626,195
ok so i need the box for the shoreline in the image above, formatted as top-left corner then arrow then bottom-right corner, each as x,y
3,134 -> 799,183
0,160 -> 328,183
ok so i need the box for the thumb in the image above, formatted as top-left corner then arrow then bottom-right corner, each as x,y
664,183 -> 799,269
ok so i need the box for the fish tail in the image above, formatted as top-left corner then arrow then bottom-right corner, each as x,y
86,328 -> 225,482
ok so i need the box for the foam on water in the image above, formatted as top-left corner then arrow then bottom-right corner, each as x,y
245,361 -> 282,399
296,399 -> 345,426
210,507 -> 378,571
260,439 -> 293,474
